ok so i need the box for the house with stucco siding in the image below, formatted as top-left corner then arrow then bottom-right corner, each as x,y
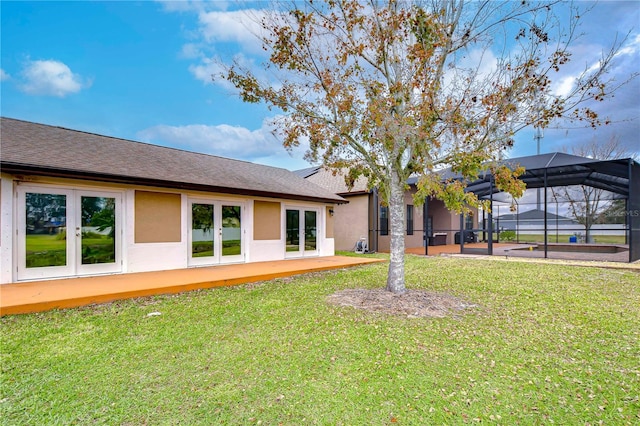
295,166 -> 478,252
0,117 -> 344,284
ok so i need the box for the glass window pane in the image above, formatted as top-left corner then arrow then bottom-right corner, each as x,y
305,211 -> 317,251
222,205 -> 241,256
380,206 -> 389,236
81,196 -> 116,264
286,209 -> 300,252
192,204 -> 214,257
25,193 -> 67,268
465,214 -> 474,230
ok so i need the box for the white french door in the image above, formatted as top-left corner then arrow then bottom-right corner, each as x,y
188,199 -> 245,266
17,186 -> 122,281
285,207 -> 319,258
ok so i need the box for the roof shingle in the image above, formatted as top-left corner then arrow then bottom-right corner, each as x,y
0,117 -> 344,204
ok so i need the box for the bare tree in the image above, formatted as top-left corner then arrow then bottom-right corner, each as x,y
558,136 -> 636,242
220,0 -> 629,293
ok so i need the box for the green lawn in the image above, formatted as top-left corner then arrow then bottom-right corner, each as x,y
25,233 -> 115,267
25,233 -> 66,251
192,240 -> 242,257
1,255 -> 638,424
25,234 -> 66,267
222,239 -> 241,256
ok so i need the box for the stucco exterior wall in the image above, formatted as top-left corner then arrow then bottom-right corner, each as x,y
1,174 -> 336,283
427,198 -> 478,244
325,206 -> 334,238
134,191 -> 182,243
404,187 -> 425,249
0,175 -> 14,285
332,194 -> 370,251
375,191 -> 478,250
429,198 -> 455,244
254,200 -> 281,240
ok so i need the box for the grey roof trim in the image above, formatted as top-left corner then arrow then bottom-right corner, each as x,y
336,189 -> 370,197
1,162 -> 345,204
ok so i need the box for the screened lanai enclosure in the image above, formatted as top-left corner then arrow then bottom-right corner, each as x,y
428,153 -> 640,263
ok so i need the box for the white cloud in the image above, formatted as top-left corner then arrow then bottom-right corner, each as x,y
197,9 -> 267,54
188,52 -> 262,91
180,43 -> 202,59
137,118 -> 291,160
19,59 -> 90,97
0,69 -> 9,81
443,47 -> 499,92
165,5 -> 271,88
551,31 -> 640,98
155,1 -> 222,13
174,7 -> 269,72
188,56 -> 225,86
615,33 -> 640,57
553,75 -> 577,98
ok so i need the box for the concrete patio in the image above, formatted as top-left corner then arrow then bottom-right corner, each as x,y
0,256 -> 384,316
404,242 -> 514,256
406,242 -> 635,263
406,242 -> 640,271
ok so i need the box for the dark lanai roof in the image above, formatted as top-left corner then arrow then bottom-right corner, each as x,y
292,166 -> 321,179
0,117 -> 344,204
460,152 -> 638,199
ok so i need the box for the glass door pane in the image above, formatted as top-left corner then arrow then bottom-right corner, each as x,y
189,201 -> 244,266
304,210 -> 317,251
286,209 -> 300,252
80,196 -> 116,265
19,187 -> 121,280
25,192 -> 68,268
191,203 -> 215,258
18,187 -> 75,280
221,205 -> 242,257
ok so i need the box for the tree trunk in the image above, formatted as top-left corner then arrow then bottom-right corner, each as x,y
584,196 -> 593,243
585,218 -> 593,244
386,172 -> 406,294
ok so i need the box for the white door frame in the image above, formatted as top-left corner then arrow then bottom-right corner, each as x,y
75,190 -> 123,276
16,185 -> 123,281
284,206 -> 320,258
188,198 -> 245,266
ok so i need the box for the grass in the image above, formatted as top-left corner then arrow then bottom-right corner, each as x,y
1,255 -> 639,425
25,234 -> 67,252
25,234 -> 67,267
25,234 -> 116,267
192,240 -> 242,257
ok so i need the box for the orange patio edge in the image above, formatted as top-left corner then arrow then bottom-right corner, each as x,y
0,256 -> 385,316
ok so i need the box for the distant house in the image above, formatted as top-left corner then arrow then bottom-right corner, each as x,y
0,118 -> 344,283
496,209 -> 578,230
296,167 -> 478,252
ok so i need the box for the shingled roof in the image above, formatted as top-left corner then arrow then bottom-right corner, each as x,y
0,117 -> 344,204
296,166 -> 370,195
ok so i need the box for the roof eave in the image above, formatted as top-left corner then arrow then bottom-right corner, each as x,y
336,189 -> 370,196
1,162 -> 347,205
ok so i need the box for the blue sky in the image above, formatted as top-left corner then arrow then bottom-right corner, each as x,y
1,1 -> 639,171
